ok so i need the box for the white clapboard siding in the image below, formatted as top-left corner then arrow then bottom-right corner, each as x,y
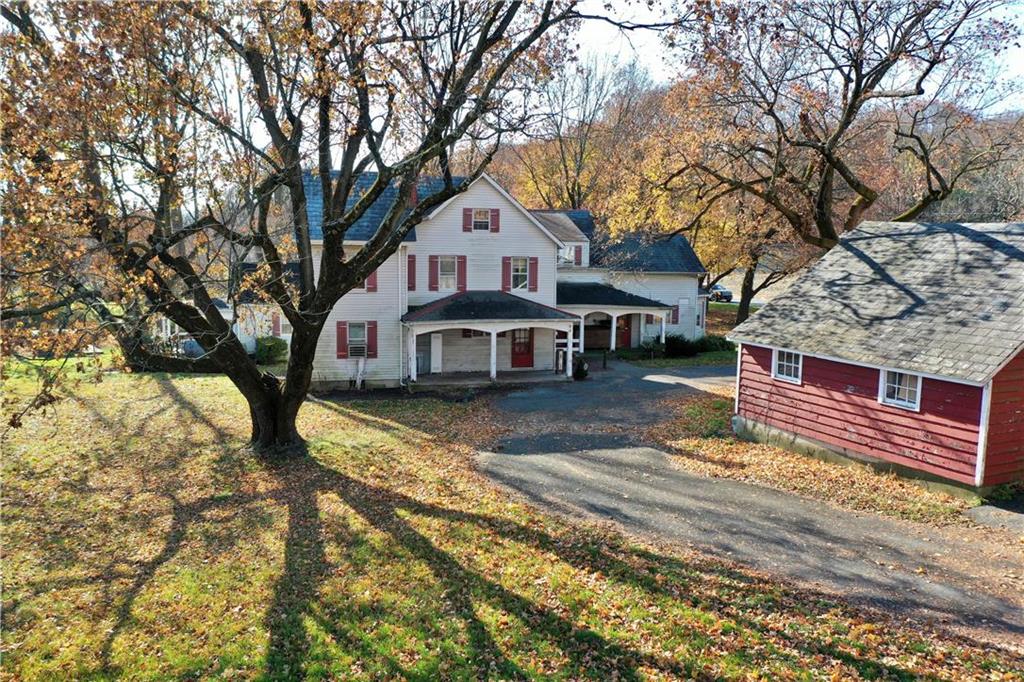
605,272 -> 703,339
407,180 -> 560,308
436,328 -> 555,373
309,245 -> 405,385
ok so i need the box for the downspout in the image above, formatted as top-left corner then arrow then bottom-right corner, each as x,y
974,380 -> 993,488
398,245 -> 406,387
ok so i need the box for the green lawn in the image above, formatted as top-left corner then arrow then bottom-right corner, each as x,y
629,350 -> 737,369
3,373 -> 1020,679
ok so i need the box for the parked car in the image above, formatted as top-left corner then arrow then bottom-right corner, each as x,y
709,284 -> 733,302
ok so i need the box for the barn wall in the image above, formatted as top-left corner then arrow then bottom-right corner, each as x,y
736,344 -> 984,486
984,348 -> 1024,486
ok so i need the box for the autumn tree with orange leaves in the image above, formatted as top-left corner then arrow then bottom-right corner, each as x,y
2,1 -> 687,449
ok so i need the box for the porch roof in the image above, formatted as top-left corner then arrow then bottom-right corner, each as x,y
402,290 -> 577,324
556,282 -> 671,309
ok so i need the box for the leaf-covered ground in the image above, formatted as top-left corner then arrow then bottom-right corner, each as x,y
643,392 -> 987,526
3,373 -> 1023,680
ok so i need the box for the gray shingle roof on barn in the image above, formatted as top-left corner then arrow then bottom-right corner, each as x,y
729,222 -> 1024,384
402,290 -> 577,323
591,234 -> 705,274
303,172 -> 466,241
556,282 -> 672,309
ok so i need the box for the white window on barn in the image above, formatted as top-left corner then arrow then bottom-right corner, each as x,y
438,256 -> 458,290
879,370 -> 921,410
772,349 -> 802,384
347,322 -> 367,357
472,209 -> 491,231
511,257 -> 529,290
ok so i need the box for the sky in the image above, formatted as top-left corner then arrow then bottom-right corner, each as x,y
574,1 -> 1024,111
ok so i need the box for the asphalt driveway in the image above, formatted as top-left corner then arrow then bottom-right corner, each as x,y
478,360 -> 1024,646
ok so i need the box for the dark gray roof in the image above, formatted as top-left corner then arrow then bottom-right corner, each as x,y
402,291 -> 577,323
591,234 -> 705,274
556,282 -> 671,309
304,172 -> 466,241
554,209 -> 597,239
729,222 -> 1024,384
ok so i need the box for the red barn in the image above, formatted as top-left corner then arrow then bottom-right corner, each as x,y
729,222 -> 1024,491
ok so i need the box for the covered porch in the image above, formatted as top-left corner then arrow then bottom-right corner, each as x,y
402,291 -> 578,382
555,282 -> 673,352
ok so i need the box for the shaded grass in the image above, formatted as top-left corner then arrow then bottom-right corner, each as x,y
2,374 -> 1021,679
646,394 -> 979,525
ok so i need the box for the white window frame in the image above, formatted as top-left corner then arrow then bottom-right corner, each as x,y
511,256 -> 529,290
771,349 -> 802,384
878,369 -> 922,411
438,256 -> 458,291
472,209 -> 491,231
347,321 -> 367,358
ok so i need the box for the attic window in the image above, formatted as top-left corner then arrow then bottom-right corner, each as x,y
472,209 -> 491,231
879,370 -> 921,411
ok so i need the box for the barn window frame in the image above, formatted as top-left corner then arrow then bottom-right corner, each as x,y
771,349 -> 802,384
878,369 -> 922,412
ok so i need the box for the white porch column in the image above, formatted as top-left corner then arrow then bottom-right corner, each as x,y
609,313 -> 619,351
408,329 -> 417,382
565,322 -> 574,377
489,330 -> 497,381
660,314 -> 666,344
578,315 -> 586,353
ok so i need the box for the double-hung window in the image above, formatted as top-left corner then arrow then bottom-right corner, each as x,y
772,349 -> 802,384
511,256 -> 529,290
438,256 -> 458,290
347,322 -> 367,358
472,209 -> 491,231
880,370 -> 921,410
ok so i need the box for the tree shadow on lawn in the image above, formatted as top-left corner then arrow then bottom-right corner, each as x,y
6,379 -> 1016,680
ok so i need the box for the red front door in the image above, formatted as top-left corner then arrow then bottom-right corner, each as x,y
511,328 -> 534,368
616,315 -> 632,349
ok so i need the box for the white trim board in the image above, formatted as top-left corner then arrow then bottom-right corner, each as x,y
725,341 -> 988,388
974,381 -> 993,487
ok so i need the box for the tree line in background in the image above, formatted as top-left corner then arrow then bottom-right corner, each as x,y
488,0 -> 1024,322
2,0 -> 1022,450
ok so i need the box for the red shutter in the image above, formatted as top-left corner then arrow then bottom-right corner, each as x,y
574,245 -> 582,265
272,312 -> 281,337
490,208 -> 500,233
501,256 -> 512,292
456,255 -> 467,292
428,255 -> 439,291
366,321 -> 378,358
336,321 -> 348,358
366,269 -> 378,292
462,208 -> 472,232
671,306 -> 679,324
528,256 -> 538,292
407,254 -> 416,291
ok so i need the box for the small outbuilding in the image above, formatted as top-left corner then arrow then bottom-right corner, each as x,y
729,222 -> 1024,491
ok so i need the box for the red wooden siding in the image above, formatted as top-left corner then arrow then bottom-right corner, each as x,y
983,349 -> 1024,486
736,344 -> 984,486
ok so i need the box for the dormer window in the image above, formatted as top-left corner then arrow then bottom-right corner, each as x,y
472,209 -> 491,231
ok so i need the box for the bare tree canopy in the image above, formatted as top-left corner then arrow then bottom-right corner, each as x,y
659,0 -> 1022,249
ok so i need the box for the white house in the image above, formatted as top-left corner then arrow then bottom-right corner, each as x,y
238,172 -> 706,387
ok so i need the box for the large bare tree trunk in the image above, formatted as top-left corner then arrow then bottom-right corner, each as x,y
736,266 -> 757,324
